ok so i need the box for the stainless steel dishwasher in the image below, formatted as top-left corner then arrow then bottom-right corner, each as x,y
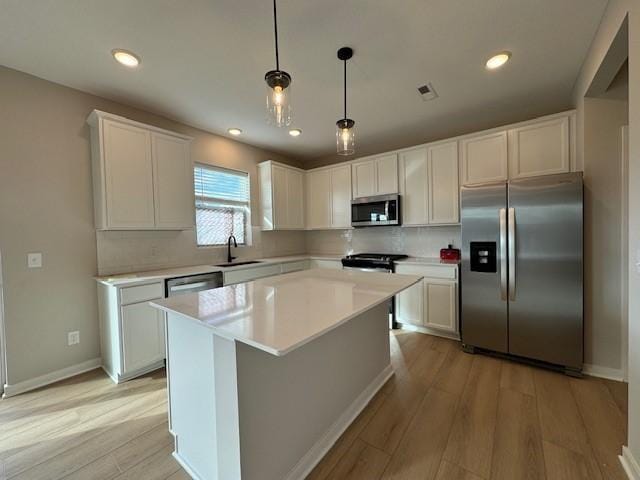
164,271 -> 223,297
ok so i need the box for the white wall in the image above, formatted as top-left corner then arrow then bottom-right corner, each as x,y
306,226 -> 461,258
573,0 -> 640,469
0,66 -> 302,386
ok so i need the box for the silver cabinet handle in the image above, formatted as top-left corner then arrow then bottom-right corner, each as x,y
499,208 -> 507,300
508,207 -> 516,301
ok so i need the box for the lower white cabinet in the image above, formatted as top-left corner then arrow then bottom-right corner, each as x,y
395,264 -> 459,338
223,264 -> 282,286
97,281 -> 166,383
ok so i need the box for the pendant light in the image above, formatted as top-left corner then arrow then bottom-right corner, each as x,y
264,0 -> 292,127
336,47 -> 355,155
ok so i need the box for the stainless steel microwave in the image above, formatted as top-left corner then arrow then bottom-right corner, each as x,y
351,194 -> 400,227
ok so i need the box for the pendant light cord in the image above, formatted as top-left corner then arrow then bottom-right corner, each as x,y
273,0 -> 280,71
343,59 -> 347,119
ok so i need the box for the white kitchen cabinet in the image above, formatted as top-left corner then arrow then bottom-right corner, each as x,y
460,131 -> 508,186
88,110 -> 193,230
258,161 -> 305,230
351,154 -> 398,198
122,302 -> 166,373
305,164 -> 352,229
152,133 -> 194,229
97,281 -> 166,383
394,263 -> 459,339
508,115 -> 570,179
428,141 -> 459,224
309,259 -> 343,269
223,264 -> 282,286
399,142 -> 459,226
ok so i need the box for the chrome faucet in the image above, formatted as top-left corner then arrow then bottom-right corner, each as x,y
227,235 -> 238,264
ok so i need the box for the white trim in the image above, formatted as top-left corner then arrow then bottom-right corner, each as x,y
620,446 -> 640,480
398,323 -> 461,341
2,357 -> 101,398
0,250 -> 6,397
621,125 -> 629,382
583,363 -> 625,382
86,110 -> 193,141
283,364 -> 394,480
172,451 -> 203,480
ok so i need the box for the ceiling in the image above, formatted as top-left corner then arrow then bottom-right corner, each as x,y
0,0 -> 608,163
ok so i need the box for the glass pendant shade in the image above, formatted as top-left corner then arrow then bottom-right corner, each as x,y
336,118 -> 355,156
265,70 -> 292,127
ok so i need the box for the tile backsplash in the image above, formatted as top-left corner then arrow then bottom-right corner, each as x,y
97,225 -> 460,275
305,226 -> 461,257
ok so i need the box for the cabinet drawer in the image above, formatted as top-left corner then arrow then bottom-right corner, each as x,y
395,264 -> 457,280
223,264 -> 282,286
309,259 -> 343,270
281,260 -> 310,273
120,282 -> 164,305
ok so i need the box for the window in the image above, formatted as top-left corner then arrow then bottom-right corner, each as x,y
194,163 -> 250,246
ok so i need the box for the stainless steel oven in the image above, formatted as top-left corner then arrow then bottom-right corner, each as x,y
351,194 -> 400,227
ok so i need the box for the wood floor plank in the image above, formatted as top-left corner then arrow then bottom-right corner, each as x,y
543,441 -> 595,480
164,470 -> 191,480
111,444 -> 180,480
443,355 -> 502,479
325,439 -> 390,480
499,361 -> 536,397
402,347 -> 447,389
428,336 -> 455,355
433,346 -> 474,396
570,377 -> 628,480
61,453 -> 122,480
600,378 -> 628,416
359,376 -> 427,455
533,369 -> 603,480
435,461 -> 483,480
490,388 -> 545,480
381,387 -> 459,480
307,390 -> 387,480
112,422 -> 173,472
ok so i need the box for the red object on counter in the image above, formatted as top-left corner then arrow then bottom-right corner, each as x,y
440,244 -> 460,261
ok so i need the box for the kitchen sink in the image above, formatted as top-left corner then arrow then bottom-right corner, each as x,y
214,260 -> 263,268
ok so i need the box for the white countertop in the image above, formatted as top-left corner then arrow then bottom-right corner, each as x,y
150,268 -> 422,356
95,254 -> 342,286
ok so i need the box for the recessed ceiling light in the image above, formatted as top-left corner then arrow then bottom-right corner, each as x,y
111,49 -> 141,68
228,128 -> 243,136
486,51 -> 511,70
289,128 -> 302,137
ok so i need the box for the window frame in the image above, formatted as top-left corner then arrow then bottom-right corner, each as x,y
193,162 -> 251,248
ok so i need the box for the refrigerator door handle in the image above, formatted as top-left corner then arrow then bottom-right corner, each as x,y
499,208 -> 508,300
508,207 -> 516,301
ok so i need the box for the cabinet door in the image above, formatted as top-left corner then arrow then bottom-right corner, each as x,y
375,154 -> 399,195
460,131 -> 508,186
428,141 -> 459,224
103,119 -> 155,228
272,165 -> 289,229
400,148 -> 429,225
395,280 -> 423,326
424,281 -> 457,333
152,133 -> 193,229
508,116 -> 570,179
331,165 -> 352,228
352,160 -> 376,198
306,170 -> 331,229
287,169 -> 305,229
121,301 -> 165,374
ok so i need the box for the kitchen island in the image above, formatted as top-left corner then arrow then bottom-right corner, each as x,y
150,268 -> 421,480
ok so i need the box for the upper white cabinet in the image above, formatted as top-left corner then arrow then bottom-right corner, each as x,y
258,161 -> 305,230
305,164 -> 352,229
351,154 -> 398,198
508,116 -> 570,179
460,131 -> 508,186
88,110 -> 194,230
399,141 -> 459,226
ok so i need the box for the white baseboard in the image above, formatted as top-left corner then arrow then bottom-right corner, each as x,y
284,364 -> 394,480
2,357 -> 101,398
398,323 -> 460,341
583,363 -> 625,382
620,446 -> 640,480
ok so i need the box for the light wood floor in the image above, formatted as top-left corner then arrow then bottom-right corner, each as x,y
0,331 -> 628,480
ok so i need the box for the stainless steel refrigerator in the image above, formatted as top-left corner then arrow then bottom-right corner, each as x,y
461,172 -> 583,375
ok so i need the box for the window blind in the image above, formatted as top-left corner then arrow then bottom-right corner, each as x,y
194,164 -> 250,246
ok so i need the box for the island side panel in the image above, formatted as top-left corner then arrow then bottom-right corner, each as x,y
235,302 -> 391,480
166,312 -> 240,480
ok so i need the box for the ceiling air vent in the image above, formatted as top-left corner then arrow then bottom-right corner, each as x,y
418,83 -> 438,101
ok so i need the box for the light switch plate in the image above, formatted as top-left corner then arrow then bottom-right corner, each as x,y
27,252 -> 42,268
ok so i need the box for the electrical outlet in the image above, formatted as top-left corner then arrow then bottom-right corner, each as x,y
68,331 -> 80,346
27,252 -> 42,268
